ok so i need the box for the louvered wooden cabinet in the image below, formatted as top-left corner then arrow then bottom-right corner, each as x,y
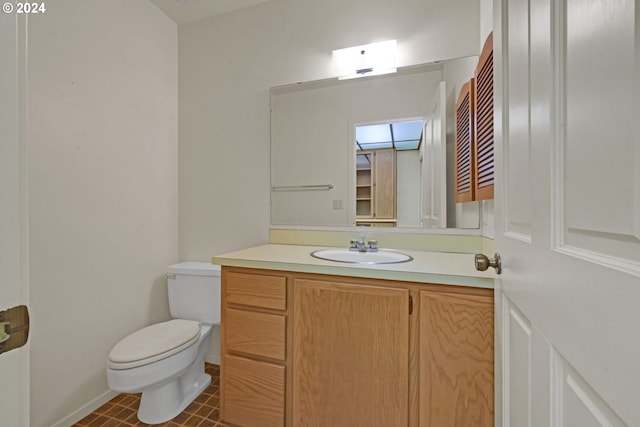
473,32 -> 494,200
455,32 -> 494,202
455,80 -> 475,203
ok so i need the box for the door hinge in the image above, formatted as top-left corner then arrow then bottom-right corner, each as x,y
409,295 -> 413,315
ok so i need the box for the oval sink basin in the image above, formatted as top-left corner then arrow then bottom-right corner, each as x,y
311,248 -> 413,264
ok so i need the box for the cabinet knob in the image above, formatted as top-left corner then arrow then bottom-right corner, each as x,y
474,253 -> 502,274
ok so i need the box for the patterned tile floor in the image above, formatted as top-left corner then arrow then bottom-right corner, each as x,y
73,363 -> 229,427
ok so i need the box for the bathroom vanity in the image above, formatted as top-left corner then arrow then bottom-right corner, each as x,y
213,244 -> 495,427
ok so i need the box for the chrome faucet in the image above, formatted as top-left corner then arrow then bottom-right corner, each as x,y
349,237 -> 378,252
349,238 -> 365,251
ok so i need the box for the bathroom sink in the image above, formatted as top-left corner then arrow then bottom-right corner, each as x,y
310,248 -> 413,264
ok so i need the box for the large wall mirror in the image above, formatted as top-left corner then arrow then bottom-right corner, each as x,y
270,56 -> 482,230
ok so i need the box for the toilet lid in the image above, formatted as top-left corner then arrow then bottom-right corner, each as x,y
108,319 -> 200,370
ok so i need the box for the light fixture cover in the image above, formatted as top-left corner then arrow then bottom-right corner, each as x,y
332,40 -> 397,80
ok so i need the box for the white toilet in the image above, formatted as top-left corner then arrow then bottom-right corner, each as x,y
106,262 -> 221,424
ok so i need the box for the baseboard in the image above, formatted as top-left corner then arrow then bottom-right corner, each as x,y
52,355 -> 218,427
50,388 -> 118,427
205,351 -> 220,365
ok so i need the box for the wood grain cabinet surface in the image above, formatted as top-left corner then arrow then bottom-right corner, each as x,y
292,278 -> 409,427
356,148 -> 397,224
455,32 -> 494,203
419,290 -> 494,427
220,266 -> 494,427
221,269 -> 288,427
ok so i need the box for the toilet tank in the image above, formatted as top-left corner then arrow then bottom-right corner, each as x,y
166,262 -> 221,325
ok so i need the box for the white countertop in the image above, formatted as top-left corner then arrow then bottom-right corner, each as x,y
212,244 -> 495,288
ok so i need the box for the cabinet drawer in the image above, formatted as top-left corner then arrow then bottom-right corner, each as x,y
225,271 -> 287,310
222,354 -> 285,427
226,308 -> 286,361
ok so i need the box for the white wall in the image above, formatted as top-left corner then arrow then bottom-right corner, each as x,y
480,0 -> 493,45
27,1 -> 178,426
178,0 -> 482,260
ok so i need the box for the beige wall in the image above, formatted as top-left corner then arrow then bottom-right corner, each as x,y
27,1 -> 178,426
178,0 -> 482,260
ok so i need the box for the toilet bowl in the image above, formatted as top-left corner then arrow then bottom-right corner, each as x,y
106,262 -> 220,425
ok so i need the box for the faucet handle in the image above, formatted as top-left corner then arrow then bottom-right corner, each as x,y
367,240 -> 378,252
349,239 -> 359,250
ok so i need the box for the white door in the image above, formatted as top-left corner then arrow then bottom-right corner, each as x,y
0,8 -> 29,427
422,81 -> 447,228
494,0 -> 640,426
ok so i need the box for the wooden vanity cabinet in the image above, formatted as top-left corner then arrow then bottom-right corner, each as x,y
220,269 -> 288,427
220,267 -> 494,427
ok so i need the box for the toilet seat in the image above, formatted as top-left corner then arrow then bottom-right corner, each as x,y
108,319 -> 200,370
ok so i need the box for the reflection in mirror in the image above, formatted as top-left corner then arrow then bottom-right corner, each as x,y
270,57 -> 481,229
355,120 -> 423,228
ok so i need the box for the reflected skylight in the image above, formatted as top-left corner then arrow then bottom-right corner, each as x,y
356,120 -> 423,151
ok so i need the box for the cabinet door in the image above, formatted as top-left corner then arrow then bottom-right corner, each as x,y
419,290 -> 494,427
473,32 -> 494,201
455,80 -> 475,202
293,279 -> 409,427
373,148 -> 396,218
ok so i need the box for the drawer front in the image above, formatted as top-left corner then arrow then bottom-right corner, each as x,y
225,308 -> 286,361
225,271 -> 287,311
222,354 -> 285,427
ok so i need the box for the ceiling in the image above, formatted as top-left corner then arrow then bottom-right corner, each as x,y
150,0 -> 272,24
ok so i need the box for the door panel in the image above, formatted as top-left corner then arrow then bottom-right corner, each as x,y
0,7 -> 29,426
422,81 -> 447,228
504,0 -> 533,239
495,0 -> 640,425
553,349 -> 627,427
502,296 -> 531,427
558,0 -> 640,267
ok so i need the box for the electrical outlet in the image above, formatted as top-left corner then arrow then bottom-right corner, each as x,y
333,199 -> 344,210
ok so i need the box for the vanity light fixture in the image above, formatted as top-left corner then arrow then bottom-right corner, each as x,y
332,39 -> 397,80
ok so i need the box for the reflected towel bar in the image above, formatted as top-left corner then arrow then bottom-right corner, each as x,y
271,184 -> 334,192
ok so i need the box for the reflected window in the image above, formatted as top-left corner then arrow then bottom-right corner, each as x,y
356,120 -> 423,151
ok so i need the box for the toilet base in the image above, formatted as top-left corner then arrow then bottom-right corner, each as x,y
134,324 -> 213,425
138,371 -> 211,425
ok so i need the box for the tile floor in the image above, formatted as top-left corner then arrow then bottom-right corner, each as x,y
73,363 -> 229,427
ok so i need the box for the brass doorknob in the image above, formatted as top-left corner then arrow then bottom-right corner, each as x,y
475,253 -> 502,274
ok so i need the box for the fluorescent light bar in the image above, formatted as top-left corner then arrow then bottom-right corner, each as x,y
332,40 -> 397,80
